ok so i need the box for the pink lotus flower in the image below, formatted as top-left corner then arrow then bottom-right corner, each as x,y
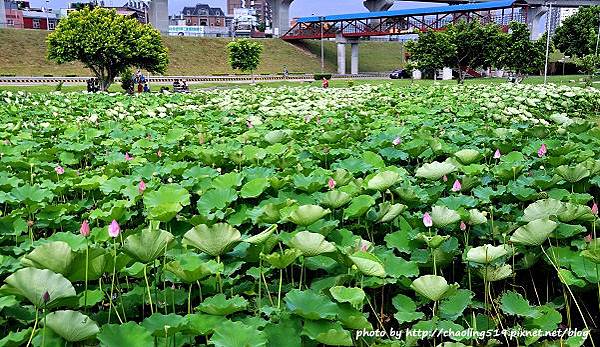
55,165 -> 64,175
108,220 -> 120,238
460,221 -> 467,231
493,149 -> 501,159
80,220 -> 90,237
423,212 -> 433,228
360,240 -> 369,252
157,150 -> 162,158
125,152 -> 133,161
443,175 -> 448,182
42,291 -> 50,303
452,180 -> 462,192
585,234 -> 593,242
592,202 -> 598,216
246,120 -> 253,128
328,178 -> 336,190
537,144 -> 547,157
138,180 -> 146,194
392,137 -> 401,146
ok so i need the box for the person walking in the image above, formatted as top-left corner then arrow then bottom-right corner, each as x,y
283,66 -> 289,80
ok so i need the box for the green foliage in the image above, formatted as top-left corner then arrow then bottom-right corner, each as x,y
227,39 -> 263,75
47,7 -> 168,90
499,22 -> 546,76
573,54 -> 600,84
553,6 -> 600,57
120,67 -> 134,92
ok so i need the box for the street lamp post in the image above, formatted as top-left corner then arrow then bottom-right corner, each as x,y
543,2 -> 552,84
595,12 -> 600,55
320,16 -> 324,73
45,0 -> 50,30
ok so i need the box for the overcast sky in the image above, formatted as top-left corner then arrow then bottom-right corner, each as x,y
28,0 -> 444,17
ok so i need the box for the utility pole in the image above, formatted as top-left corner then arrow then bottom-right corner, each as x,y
543,2 -> 552,84
595,12 -> 600,55
45,0 -> 50,30
320,16 -> 324,73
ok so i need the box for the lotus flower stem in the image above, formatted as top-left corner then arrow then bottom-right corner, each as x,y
108,239 -> 123,324
84,238 -> 89,313
261,271 -> 274,307
187,283 -> 192,315
25,309 -> 38,347
258,258 -> 262,311
42,308 -> 46,347
144,264 -> 155,314
277,269 -> 283,309
216,255 -> 223,294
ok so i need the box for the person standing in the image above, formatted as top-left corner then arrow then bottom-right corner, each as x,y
322,77 -> 329,88
283,66 -> 289,80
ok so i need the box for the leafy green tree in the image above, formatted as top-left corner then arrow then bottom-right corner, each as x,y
553,6 -> 600,57
227,39 -> 263,83
404,30 -> 455,78
47,8 -> 169,91
498,22 -> 546,79
574,54 -> 600,85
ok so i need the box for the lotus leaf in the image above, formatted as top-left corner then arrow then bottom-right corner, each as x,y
183,223 -> 241,257
392,294 -> 424,323
290,231 -> 336,256
143,184 -> 190,222
123,227 -> 174,263
348,251 -> 386,277
262,248 -> 302,269
430,206 -> 461,227
197,294 -> 248,315
44,310 -> 99,342
2,267 -> 76,309
466,244 -> 508,264
453,149 -> 481,164
478,264 -> 513,281
21,241 -> 73,275
329,286 -> 365,308
284,289 -> 339,320
510,218 -> 557,246
416,161 -> 457,180
555,164 -> 590,183
210,320 -> 268,347
410,275 -> 459,301
522,199 -> 565,222
288,205 -> 330,226
165,256 -> 222,283
343,195 -> 376,220
320,191 -> 352,209
366,171 -> 402,191
301,320 -> 353,346
97,322 -> 153,347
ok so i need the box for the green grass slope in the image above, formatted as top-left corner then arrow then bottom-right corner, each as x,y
0,29 -> 404,76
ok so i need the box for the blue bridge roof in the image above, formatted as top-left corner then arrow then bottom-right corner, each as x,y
297,0 -> 517,23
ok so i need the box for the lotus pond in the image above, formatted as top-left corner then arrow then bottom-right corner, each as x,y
1,83 -> 600,346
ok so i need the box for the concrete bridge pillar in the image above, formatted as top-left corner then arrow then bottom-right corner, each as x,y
149,0 -> 169,34
351,43 -> 359,75
363,0 -> 394,26
270,0 -> 294,36
337,42 -> 346,75
527,6 -> 547,40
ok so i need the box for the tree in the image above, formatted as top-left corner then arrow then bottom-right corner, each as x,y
227,39 -> 263,83
404,30 -> 455,78
574,54 -> 600,85
498,22 -> 546,80
553,6 -> 600,57
47,8 -> 169,91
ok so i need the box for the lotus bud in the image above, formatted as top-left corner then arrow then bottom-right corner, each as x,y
423,212 -> 433,228
443,175 -> 448,182
27,220 -> 34,227
360,240 -> 369,252
328,178 -> 336,190
80,220 -> 90,237
246,120 -> 253,128
42,291 -> 50,304
460,221 -> 467,231
537,144 -> 547,157
108,220 -> 120,238
585,234 -> 593,242
493,149 -> 501,159
392,137 -> 401,146
452,180 -> 462,192
592,202 -> 598,216
138,180 -> 146,194
54,165 -> 65,175
125,152 -> 133,161
157,150 -> 162,157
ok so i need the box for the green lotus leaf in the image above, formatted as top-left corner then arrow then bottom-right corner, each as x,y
557,203 -> 596,223
343,195 -> 376,220
410,275 -> 459,302
371,202 -> 407,223
21,241 -> 73,275
329,286 -> 365,308
348,251 -> 386,277
141,313 -> 186,336
262,248 -> 302,269
555,164 -> 590,183
453,149 -> 481,164
581,240 -> 600,263
557,268 -> 587,287
10,184 -> 54,204
210,320 -> 267,347
197,188 -> 238,214
240,177 -> 270,198
212,172 -> 244,189
123,227 -> 174,263
430,205 -> 461,227
143,184 -> 191,222
466,244 -> 508,264
2,268 -> 76,309
197,294 -> 248,316
165,256 -> 222,283
522,199 -> 565,222
415,161 -> 457,180
438,289 -> 474,320
264,130 -> 289,144
477,264 -> 513,282
97,322 -> 153,347
320,191 -> 352,209
288,205 -> 330,226
44,310 -> 99,342
416,234 -> 449,249
392,294 -> 424,323
366,171 -> 402,191
243,224 -> 277,244
335,304 -> 372,330
183,223 -> 242,257
67,249 -> 109,281
0,328 -> 32,346
301,320 -> 353,346
184,313 -> 228,335
468,209 -> 488,225
290,231 -> 336,256
500,291 -> 541,318
510,218 -> 557,246
284,289 -> 339,320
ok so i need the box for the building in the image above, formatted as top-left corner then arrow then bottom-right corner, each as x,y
549,7 -> 579,35
2,0 -> 24,28
22,9 -> 57,29
171,3 -> 227,27
227,0 -> 270,26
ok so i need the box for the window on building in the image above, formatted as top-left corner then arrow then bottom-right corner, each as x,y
186,19 -> 191,25
48,21 -> 55,30
200,19 -> 207,26
33,19 -> 40,28
7,19 -> 14,26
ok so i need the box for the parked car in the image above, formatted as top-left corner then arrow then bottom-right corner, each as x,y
389,69 -> 410,79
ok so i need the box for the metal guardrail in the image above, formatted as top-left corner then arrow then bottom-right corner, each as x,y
0,73 -> 388,85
